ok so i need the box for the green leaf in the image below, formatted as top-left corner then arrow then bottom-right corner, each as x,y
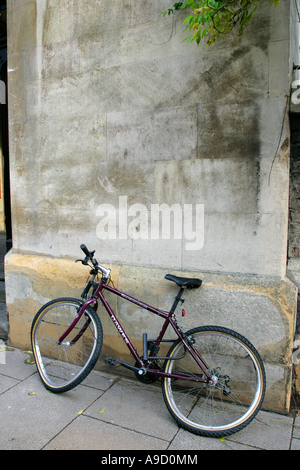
241,6 -> 257,25
162,0 -> 281,46
98,408 -> 105,414
183,15 -> 194,24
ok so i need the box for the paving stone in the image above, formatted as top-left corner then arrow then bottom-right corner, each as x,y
0,373 -> 101,450
84,377 -> 179,440
44,415 -> 168,450
226,410 -> 294,450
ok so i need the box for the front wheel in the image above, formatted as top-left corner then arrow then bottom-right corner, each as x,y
31,297 -> 103,393
162,326 -> 266,437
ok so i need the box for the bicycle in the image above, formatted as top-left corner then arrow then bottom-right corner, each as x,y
31,244 -> 266,438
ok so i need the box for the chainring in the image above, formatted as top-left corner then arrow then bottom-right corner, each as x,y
134,357 -> 162,383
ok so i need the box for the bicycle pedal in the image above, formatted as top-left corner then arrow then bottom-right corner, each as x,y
105,357 -> 121,367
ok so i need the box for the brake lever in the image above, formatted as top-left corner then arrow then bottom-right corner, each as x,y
75,258 -> 88,265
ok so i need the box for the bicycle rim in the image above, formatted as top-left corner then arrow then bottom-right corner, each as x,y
31,298 -> 102,392
162,326 -> 265,437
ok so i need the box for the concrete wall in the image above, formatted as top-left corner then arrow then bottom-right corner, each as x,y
5,0 -> 298,412
7,0 -> 293,275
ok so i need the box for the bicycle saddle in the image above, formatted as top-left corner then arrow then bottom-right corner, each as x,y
165,274 -> 202,289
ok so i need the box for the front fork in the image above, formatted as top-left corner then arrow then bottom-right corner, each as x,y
57,298 -> 98,345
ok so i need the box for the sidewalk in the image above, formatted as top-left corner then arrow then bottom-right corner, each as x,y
0,347 -> 299,451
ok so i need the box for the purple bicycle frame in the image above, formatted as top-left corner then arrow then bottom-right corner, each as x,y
59,280 -> 210,383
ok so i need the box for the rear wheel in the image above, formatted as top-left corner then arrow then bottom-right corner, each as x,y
162,326 -> 266,437
31,297 -> 102,393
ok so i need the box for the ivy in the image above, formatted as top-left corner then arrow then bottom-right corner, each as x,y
161,0 -> 281,45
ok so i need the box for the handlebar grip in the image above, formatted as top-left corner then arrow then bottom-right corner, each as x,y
80,244 -> 90,256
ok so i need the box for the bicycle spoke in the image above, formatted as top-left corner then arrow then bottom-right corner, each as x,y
162,326 -> 265,437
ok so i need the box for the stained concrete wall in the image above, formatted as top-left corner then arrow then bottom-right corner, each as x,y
5,0 -> 298,412
6,0 -> 293,276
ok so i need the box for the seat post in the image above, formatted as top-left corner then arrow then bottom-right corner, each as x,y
170,287 -> 185,314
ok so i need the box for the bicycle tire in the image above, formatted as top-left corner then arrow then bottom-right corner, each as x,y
162,325 -> 266,437
31,297 -> 103,393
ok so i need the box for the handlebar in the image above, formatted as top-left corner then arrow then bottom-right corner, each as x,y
78,244 -> 111,281
80,244 -> 91,257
